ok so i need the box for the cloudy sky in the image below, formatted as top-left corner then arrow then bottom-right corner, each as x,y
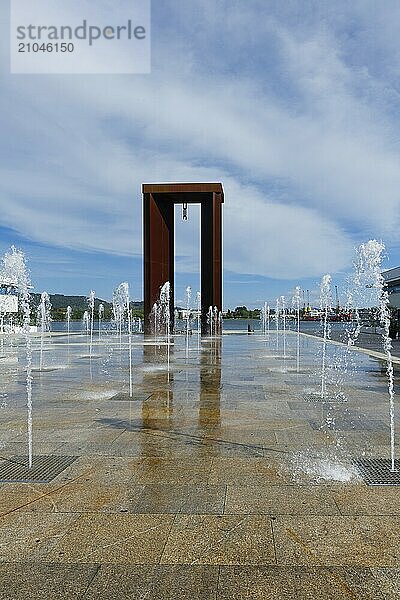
1,1 -> 400,308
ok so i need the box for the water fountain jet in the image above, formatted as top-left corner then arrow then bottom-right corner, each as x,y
38,292 -> 51,371
2,247 -> 33,467
292,286 -> 301,373
320,275 -> 332,399
98,303 -> 104,340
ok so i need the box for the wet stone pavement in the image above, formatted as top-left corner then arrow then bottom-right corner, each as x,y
0,330 -> 399,599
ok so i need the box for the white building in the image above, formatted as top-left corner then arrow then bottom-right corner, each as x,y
0,277 -> 19,333
383,267 -> 400,309
0,277 -> 18,314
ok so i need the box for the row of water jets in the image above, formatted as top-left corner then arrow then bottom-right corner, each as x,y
0,240 -> 396,473
151,287 -> 222,337
258,241 -> 396,472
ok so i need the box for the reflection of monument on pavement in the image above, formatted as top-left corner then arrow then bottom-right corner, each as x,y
199,338 -> 221,430
142,337 -> 174,365
139,338 -> 223,453
140,343 -> 174,457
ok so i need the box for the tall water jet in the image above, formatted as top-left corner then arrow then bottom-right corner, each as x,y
82,311 -> 90,334
112,294 -> 119,337
351,240 -> 396,472
38,291 -> 51,371
98,303 -> 104,340
281,295 -> 287,359
160,282 -> 171,380
260,301 -> 269,337
380,283 -> 396,472
275,298 -> 280,351
196,291 -> 201,348
207,306 -> 213,336
2,247 -> 33,467
112,287 -> 125,347
87,291 -> 95,359
66,305 -> 72,339
292,286 -> 301,372
185,286 -> 191,355
115,282 -> 133,397
320,274 -> 332,399
260,304 -> 265,334
151,302 -> 160,341
214,306 -> 219,335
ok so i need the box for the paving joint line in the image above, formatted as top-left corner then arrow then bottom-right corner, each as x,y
80,563 -> 101,599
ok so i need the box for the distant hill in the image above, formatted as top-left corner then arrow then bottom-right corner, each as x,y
30,294 -> 144,320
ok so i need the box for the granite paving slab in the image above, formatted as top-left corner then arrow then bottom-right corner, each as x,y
46,513 -> 174,564
161,515 -> 275,565
273,516 -> 400,566
83,565 -> 219,600
0,563 -> 99,600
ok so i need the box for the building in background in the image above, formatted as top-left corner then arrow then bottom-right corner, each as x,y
383,267 -> 400,338
0,277 -> 19,332
383,267 -> 400,309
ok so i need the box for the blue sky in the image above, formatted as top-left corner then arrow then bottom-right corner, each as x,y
1,1 -> 400,308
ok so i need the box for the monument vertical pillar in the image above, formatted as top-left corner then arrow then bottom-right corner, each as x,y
143,192 -> 174,334
201,192 -> 223,334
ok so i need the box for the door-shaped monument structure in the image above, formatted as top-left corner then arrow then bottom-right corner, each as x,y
142,182 -> 224,334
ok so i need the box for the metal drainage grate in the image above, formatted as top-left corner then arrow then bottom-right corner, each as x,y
354,458 -> 400,486
0,455 -> 78,483
303,393 -> 347,403
109,392 -> 152,402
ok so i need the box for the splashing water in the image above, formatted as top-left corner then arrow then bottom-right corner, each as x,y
260,302 -> 265,335
112,286 -> 126,347
275,297 -> 280,351
292,286 -> 301,373
207,306 -> 213,336
352,240 -> 396,471
160,282 -> 171,380
185,286 -> 191,355
281,295 -> 287,359
320,274 -> 332,399
87,290 -> 95,358
196,291 -> 201,347
2,247 -> 33,467
260,301 -> 269,337
214,306 -> 219,335
151,302 -> 160,340
98,303 -> 104,340
115,282 -> 133,397
66,306 -> 72,338
82,311 -> 90,335
38,291 -> 51,370
292,450 -> 359,483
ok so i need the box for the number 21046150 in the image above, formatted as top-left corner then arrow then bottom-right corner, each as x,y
18,42 -> 74,53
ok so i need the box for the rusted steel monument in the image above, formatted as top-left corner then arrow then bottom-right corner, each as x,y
142,182 -> 224,334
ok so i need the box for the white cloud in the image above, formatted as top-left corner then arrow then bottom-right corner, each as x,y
0,1 -> 399,284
